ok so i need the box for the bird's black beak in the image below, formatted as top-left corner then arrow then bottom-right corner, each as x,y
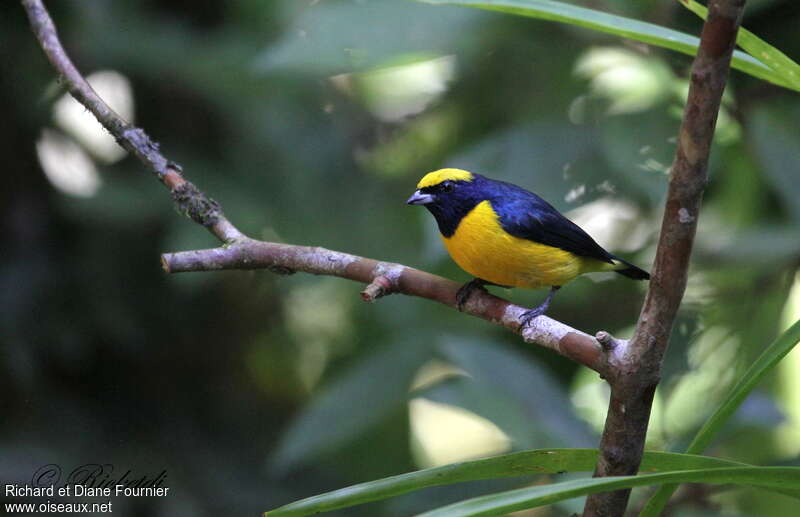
406,190 -> 434,205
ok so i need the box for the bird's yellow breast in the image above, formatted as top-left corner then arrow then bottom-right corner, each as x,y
441,200 -> 593,289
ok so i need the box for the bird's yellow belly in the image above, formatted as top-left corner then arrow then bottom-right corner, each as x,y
441,200 -> 587,289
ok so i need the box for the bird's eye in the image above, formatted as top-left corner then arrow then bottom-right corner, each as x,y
441,182 -> 454,193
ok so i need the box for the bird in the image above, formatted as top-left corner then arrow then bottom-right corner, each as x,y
406,168 -> 649,326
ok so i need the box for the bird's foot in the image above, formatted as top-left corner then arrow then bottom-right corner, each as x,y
456,278 -> 488,311
519,306 -> 547,327
518,286 -> 560,328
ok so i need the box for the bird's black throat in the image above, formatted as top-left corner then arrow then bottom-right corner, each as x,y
424,195 -> 481,237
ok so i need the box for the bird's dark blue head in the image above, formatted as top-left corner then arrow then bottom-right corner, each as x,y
406,168 -> 487,237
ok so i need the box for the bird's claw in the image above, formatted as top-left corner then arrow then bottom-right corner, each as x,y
518,307 -> 545,328
456,279 -> 487,311
518,286 -> 560,328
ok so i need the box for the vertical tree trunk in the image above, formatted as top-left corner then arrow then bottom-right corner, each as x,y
583,1 -> 747,516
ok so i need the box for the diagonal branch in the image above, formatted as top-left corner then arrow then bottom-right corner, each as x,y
21,0 -> 621,377
583,1 -> 747,516
162,241 -> 620,374
21,0 -> 243,244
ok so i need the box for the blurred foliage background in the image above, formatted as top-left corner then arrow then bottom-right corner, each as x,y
3,1 -> 800,515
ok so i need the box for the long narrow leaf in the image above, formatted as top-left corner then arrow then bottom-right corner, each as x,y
419,0 -> 797,91
417,467 -> 800,517
265,449 -> 777,516
678,0 -> 800,90
641,318 -> 800,516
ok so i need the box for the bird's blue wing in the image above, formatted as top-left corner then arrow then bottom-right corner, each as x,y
490,185 -> 616,264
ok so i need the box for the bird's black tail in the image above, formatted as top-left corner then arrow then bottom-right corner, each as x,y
612,257 -> 650,280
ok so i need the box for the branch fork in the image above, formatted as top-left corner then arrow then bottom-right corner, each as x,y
583,1 -> 746,515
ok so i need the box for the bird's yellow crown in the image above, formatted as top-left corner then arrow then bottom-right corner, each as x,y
416,168 -> 474,189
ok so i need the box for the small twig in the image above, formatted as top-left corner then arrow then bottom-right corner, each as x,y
583,1 -> 746,516
595,331 -> 618,352
360,276 -> 395,302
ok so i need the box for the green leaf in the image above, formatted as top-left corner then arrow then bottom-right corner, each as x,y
438,338 -> 596,447
677,0 -> 800,90
267,319 -> 800,516
256,0 -> 478,74
748,107 -> 800,223
419,0 -> 798,91
269,342 -> 432,471
641,318 -> 800,516
416,467 -> 800,517
264,449 -> 778,516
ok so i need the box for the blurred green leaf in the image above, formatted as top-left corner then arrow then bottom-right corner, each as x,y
677,0 -> 800,90
265,449 -> 769,516
598,111 -> 675,204
420,0 -> 797,90
418,374 -> 541,451
256,0 -> 477,74
748,106 -> 800,222
641,318 -> 800,516
416,467 -> 800,517
698,225 -> 800,265
438,338 -> 596,447
270,342 -> 432,471
685,298 -> 800,453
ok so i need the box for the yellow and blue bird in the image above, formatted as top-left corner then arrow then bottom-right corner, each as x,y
406,168 -> 649,326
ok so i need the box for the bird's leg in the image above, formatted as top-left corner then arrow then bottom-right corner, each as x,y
456,278 -> 489,311
519,286 -> 561,327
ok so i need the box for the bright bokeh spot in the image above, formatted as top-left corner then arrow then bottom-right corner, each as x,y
409,359 -> 509,468
574,47 -> 673,114
284,278 -> 354,392
36,129 -> 101,197
409,397 -> 511,468
566,197 -> 650,252
570,366 -> 610,433
662,326 -> 739,438
775,271 -> 800,456
410,359 -> 468,391
332,54 -> 456,122
53,70 -> 134,163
